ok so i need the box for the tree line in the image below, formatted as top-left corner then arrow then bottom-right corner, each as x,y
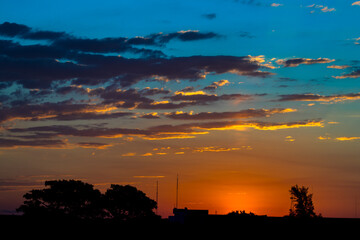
17,179 -> 320,221
17,180 -> 158,221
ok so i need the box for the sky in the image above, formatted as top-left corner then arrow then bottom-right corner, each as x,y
0,0 -> 360,218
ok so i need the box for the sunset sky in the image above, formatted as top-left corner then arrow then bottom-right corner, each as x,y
1,0 -> 360,218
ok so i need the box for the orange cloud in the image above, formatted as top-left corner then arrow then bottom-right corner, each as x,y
76,142 -> 113,149
133,176 -> 165,178
335,137 -> 360,141
327,65 -> 350,69
193,146 -> 246,152
193,120 -> 323,131
164,108 -> 296,120
140,153 -> 153,157
122,152 -> 136,157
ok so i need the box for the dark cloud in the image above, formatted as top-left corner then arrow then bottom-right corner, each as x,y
202,13 -> 217,20
8,125 -> 150,138
0,40 -> 67,59
180,86 -> 195,92
0,101 -> 133,123
166,92 -> 254,103
55,86 -> 88,95
49,111 -> 133,121
0,138 -> 66,148
203,79 -> 230,90
0,22 -> 31,37
137,113 -> 161,119
136,101 -> 197,110
0,52 -> 273,89
164,108 -> 296,120
0,22 -> 68,40
277,93 -> 360,102
238,31 -> 255,38
76,142 -> 112,149
0,22 -> 273,89
3,117 -> 323,144
134,30 -> 220,45
333,69 -> 360,79
277,58 -> 334,67
139,87 -> 171,96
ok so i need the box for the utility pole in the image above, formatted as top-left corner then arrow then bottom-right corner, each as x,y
176,174 -> 179,209
156,180 -> 159,215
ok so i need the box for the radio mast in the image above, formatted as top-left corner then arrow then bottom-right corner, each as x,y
156,180 -> 159,214
176,174 -> 179,209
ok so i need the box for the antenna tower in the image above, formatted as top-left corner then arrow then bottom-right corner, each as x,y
156,180 -> 159,214
176,174 -> 179,209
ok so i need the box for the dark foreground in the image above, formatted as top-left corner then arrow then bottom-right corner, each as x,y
1,215 -> 359,238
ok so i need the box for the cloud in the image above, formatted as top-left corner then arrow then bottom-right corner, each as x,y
193,146 -> 247,152
327,65 -> 351,69
203,79 -> 230,90
76,142 -> 113,149
202,13 -> 217,20
0,101 -> 133,123
137,112 -> 160,119
335,137 -> 360,141
0,52 -> 274,89
139,87 -> 171,96
133,175 -> 165,178
122,152 -> 136,157
276,57 -> 334,67
140,153 -> 153,157
86,87 -> 194,110
306,4 -> 336,13
164,108 -> 296,120
320,6 -> 336,12
0,22 -> 67,40
189,119 -> 323,131
4,118 -> 323,147
133,30 -> 221,45
285,136 -> 295,142
352,1 -> 360,6
271,3 -> 283,7
277,93 -> 360,103
2,23 -> 268,89
0,138 -> 67,149
165,91 -> 257,104
333,69 -> 360,79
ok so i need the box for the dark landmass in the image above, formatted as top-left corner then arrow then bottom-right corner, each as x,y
1,214 -> 359,238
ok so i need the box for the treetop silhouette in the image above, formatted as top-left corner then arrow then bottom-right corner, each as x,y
289,184 -> 320,218
17,179 -> 158,221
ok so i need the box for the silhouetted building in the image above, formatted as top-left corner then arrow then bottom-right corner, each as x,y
169,208 -> 209,224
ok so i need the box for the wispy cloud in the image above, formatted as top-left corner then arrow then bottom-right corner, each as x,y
271,3 -> 283,7
306,4 -> 336,13
336,137 -> 360,141
276,57 -> 334,67
164,108 -> 297,120
333,69 -> 360,79
277,93 -> 360,103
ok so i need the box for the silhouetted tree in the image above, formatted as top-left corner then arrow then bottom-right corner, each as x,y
104,184 -> 157,221
17,180 -> 159,222
17,180 -> 104,220
289,185 -> 317,218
